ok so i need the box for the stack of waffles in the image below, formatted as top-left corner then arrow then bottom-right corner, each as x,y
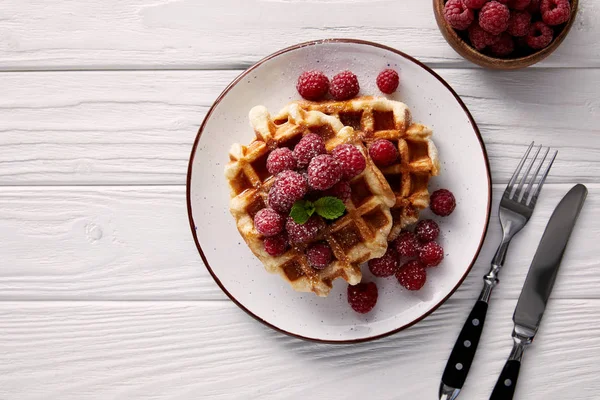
225,97 -> 439,296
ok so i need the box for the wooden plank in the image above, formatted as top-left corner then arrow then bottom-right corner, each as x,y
0,184 -> 596,301
0,0 -> 597,70
0,299 -> 598,399
0,69 -> 598,185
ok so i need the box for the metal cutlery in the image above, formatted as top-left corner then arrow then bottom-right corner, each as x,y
489,184 -> 587,399
440,142 -> 557,400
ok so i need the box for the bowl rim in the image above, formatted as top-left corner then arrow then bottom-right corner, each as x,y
186,38 -> 492,344
433,0 -> 579,69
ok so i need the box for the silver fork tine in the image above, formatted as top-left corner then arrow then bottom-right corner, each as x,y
529,150 -> 558,205
514,144 -> 542,201
523,147 -> 550,205
505,141 -> 534,197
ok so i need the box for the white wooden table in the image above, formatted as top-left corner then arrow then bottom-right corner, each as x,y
0,1 -> 598,399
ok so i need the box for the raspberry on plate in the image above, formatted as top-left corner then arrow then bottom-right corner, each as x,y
394,231 -> 419,257
306,243 -> 333,269
415,219 -> 440,243
254,208 -> 284,237
293,133 -> 327,169
368,246 -> 399,277
329,70 -> 360,101
490,33 -> 515,56
462,0 -> 489,10
308,154 -> 342,191
469,24 -> 500,50
324,180 -> 352,202
526,21 -> 554,49
430,189 -> 456,217
268,170 -> 308,213
368,139 -> 398,167
540,0 -> 571,26
510,0 -> 531,10
267,147 -> 297,175
296,70 -> 329,101
479,1 -> 511,35
419,241 -> 444,267
396,260 -> 427,291
347,282 -> 378,314
444,0 -> 475,30
286,215 -> 325,244
376,69 -> 400,94
264,233 -> 289,256
331,144 -> 366,179
507,11 -> 532,37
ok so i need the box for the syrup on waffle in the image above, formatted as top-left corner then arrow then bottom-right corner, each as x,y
225,103 -> 395,297
286,96 -> 440,240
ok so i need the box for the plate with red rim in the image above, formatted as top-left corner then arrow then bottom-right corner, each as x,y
187,39 -> 491,343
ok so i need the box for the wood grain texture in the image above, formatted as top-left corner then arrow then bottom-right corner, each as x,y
0,69 -> 598,185
0,184 -> 597,301
0,299 -> 598,399
0,0 -> 597,70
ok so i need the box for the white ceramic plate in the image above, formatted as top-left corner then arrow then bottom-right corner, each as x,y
187,39 -> 491,343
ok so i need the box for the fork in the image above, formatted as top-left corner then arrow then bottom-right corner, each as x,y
439,142 -> 557,400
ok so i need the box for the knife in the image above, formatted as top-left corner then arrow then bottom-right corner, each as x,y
489,184 -> 587,400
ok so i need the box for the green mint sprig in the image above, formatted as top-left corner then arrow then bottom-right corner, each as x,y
290,196 -> 346,224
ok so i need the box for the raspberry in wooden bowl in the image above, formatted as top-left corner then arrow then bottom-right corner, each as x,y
433,0 -> 579,69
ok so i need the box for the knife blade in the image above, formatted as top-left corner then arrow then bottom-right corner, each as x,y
489,184 -> 587,400
512,183 -> 587,334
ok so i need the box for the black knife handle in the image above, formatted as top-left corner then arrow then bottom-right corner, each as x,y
441,300 -> 488,389
490,360 -> 521,400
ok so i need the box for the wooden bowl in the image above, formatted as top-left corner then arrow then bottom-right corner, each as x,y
433,0 -> 578,69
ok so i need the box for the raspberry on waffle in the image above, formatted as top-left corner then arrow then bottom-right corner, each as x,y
288,96 -> 440,240
225,103 -> 396,297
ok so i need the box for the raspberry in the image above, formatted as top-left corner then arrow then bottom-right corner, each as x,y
444,0 -> 475,30
306,243 -> 333,269
396,260 -> 427,291
394,231 -> 419,258
496,0 -> 511,3
419,241 -> 445,267
527,0 -> 540,13
509,0 -> 531,10
264,233 -> 288,257
331,144 -> 366,179
462,0 -> 489,9
479,1 -> 511,35
329,71 -> 360,101
468,23 -> 500,50
540,0 -> 571,26
254,208 -> 284,237
490,33 -> 515,56
296,70 -> 329,101
430,189 -> 456,217
368,246 -> 399,277
293,133 -> 327,169
415,219 -> 440,243
268,170 -> 308,213
324,180 -> 352,202
266,148 -> 296,175
286,215 -> 325,244
368,139 -> 398,167
507,11 -> 532,37
307,154 -> 342,191
376,69 -> 400,94
526,21 -> 554,49
347,282 -> 378,314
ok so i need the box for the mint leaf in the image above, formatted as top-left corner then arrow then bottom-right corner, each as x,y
314,196 -> 346,220
290,200 -> 314,224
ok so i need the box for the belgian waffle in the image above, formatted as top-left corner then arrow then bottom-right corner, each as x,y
287,96 -> 440,240
225,103 -> 395,297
